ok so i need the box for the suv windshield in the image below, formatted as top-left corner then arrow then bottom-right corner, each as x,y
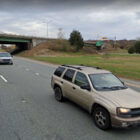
0,53 -> 11,57
89,73 -> 127,91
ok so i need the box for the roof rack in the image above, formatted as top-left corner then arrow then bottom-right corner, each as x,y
61,65 -> 82,70
61,64 -> 102,70
80,64 -> 102,69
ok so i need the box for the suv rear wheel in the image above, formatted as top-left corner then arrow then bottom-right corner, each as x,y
54,86 -> 64,102
93,106 -> 111,130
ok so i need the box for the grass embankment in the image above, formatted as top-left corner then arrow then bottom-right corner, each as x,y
27,53 -> 140,80
0,49 -> 5,52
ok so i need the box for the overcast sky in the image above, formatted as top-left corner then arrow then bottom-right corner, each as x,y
0,0 -> 140,40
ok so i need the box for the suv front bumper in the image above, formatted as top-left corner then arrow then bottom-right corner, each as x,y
0,59 -> 12,64
111,114 -> 140,128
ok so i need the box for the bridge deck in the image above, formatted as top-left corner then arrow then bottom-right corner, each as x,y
0,37 -> 31,43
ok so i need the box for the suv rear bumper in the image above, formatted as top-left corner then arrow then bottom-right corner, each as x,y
111,114 -> 140,128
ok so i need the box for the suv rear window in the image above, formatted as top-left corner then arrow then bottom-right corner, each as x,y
63,69 -> 75,82
54,67 -> 65,77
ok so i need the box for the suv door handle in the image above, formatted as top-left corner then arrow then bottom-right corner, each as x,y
72,87 -> 76,90
61,81 -> 63,84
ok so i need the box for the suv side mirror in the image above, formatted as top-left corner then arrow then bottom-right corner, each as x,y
80,84 -> 91,91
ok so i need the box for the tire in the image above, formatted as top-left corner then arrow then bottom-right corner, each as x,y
93,106 -> 111,130
9,61 -> 13,65
54,86 -> 64,102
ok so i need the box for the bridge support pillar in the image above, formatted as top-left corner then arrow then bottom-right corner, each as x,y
27,42 -> 33,50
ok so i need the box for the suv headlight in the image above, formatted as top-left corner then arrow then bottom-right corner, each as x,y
117,107 -> 131,117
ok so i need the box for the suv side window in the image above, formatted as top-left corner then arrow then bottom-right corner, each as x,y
54,67 -> 65,77
74,72 -> 89,87
63,69 -> 75,82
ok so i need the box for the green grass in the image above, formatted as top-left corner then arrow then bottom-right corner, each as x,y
0,49 -> 5,52
27,53 -> 140,80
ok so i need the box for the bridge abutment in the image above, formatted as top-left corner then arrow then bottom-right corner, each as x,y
32,38 -> 48,47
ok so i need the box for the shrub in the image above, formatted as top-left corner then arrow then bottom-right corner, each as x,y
134,41 -> 140,53
82,47 -> 97,54
128,47 -> 135,54
47,39 -> 73,52
120,46 -> 124,49
69,30 -> 84,51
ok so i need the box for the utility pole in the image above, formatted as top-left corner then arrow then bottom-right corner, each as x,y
43,20 -> 52,38
46,22 -> 48,38
114,36 -> 116,48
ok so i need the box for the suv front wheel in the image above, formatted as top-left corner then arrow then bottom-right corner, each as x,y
93,106 -> 111,130
54,86 -> 64,102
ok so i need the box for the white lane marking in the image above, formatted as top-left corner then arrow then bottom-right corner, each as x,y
35,73 -> 39,76
25,68 -> 30,71
0,75 -> 8,83
21,98 -> 27,103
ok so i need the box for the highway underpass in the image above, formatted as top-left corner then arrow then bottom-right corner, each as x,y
0,37 -> 32,54
0,34 -> 48,54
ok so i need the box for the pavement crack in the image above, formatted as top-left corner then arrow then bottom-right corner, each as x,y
44,134 -> 63,140
13,131 -> 22,140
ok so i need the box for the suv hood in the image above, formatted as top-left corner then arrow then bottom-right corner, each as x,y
0,57 -> 12,59
98,88 -> 140,108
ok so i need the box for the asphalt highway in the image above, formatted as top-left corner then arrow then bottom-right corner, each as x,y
0,57 -> 140,140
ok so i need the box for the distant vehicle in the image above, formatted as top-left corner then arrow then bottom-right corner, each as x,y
0,52 -> 13,65
51,65 -> 140,130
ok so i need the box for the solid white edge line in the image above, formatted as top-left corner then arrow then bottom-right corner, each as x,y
0,75 -> 8,83
126,82 -> 140,88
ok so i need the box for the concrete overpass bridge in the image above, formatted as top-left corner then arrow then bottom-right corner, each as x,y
0,33 -> 48,54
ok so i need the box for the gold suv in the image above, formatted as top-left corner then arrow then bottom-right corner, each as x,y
51,65 -> 140,130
